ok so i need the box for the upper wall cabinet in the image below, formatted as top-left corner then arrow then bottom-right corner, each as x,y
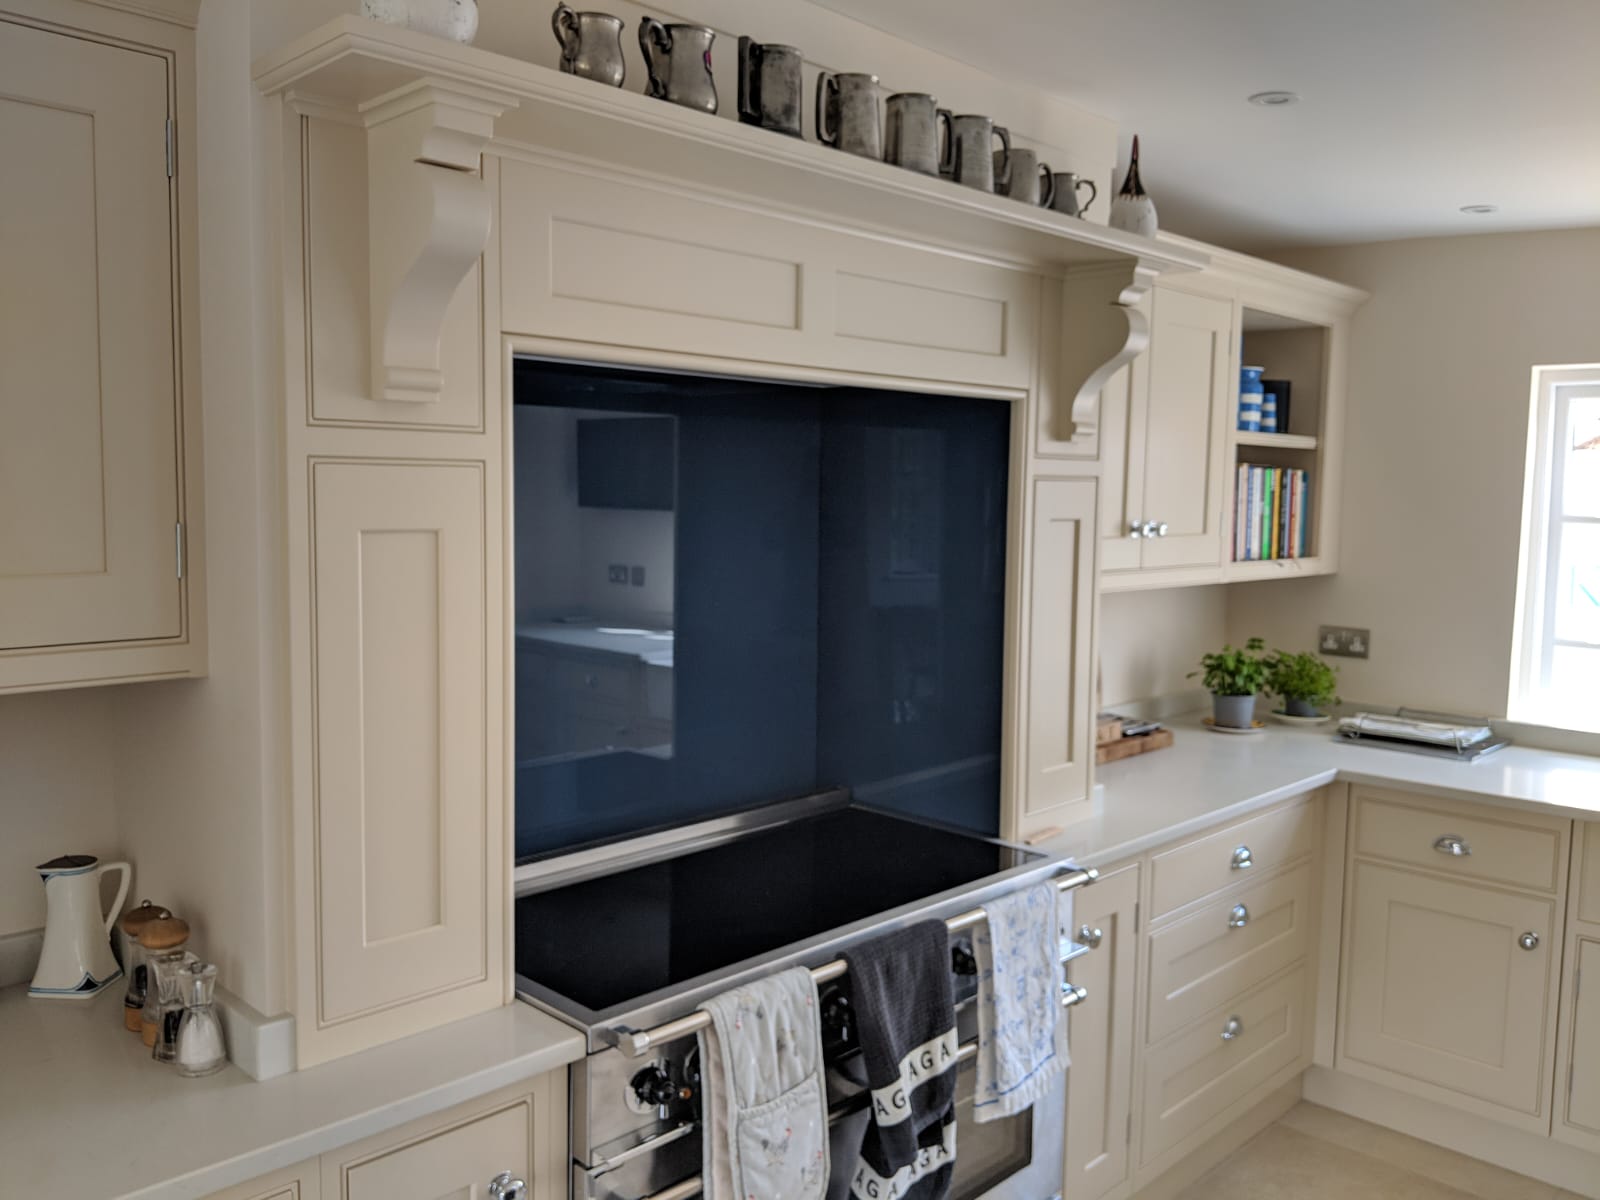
0,1 -> 204,691
1098,241 -> 1366,592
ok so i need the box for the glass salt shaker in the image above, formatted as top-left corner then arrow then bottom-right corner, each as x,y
174,960 -> 227,1077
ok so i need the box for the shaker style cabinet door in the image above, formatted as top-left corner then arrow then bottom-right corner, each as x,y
1013,477 -> 1096,839
295,459 -> 501,1066
0,20 -> 182,650
1062,864 -> 1139,1200
1337,861 -> 1559,1129
1096,348 -> 1150,575
1135,287 -> 1232,571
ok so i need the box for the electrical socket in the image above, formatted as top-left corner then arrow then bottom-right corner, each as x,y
607,563 -> 629,584
1319,625 -> 1370,659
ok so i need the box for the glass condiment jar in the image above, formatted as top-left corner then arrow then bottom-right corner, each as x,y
174,960 -> 227,1077
117,900 -> 171,1034
137,915 -> 190,1050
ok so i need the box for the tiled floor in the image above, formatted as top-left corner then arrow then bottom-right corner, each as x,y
1176,1102 -> 1591,1200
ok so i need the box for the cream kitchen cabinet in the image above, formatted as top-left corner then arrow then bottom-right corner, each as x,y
1013,476 -> 1098,840
203,1074 -> 566,1200
0,0 -> 204,692
1062,862 -> 1140,1200
1099,284 -> 1233,581
1336,788 -> 1570,1133
1555,822 -> 1600,1153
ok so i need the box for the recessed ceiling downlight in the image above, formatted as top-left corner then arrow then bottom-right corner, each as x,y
1459,204 -> 1499,214
1248,91 -> 1299,107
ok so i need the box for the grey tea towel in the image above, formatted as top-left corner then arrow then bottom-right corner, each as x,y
842,921 -> 958,1200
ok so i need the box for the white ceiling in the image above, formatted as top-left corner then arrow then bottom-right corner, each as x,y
812,0 -> 1600,251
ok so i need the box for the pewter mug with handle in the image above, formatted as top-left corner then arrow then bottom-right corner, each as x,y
638,18 -> 717,113
884,93 -> 948,175
550,5 -> 625,87
816,71 -> 881,160
999,147 -> 1054,206
1049,172 -> 1099,217
737,38 -> 803,137
941,113 -> 1010,192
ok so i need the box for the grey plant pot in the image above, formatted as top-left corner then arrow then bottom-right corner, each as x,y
1283,696 -> 1321,718
1212,693 -> 1257,729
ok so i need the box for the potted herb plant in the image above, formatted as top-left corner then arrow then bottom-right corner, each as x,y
1267,650 -> 1340,719
1190,637 -> 1268,729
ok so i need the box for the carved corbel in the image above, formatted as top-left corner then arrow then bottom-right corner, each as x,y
1056,258 -> 1161,443
362,80 -> 514,402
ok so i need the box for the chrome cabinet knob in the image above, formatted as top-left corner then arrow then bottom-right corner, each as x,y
1230,845 -> 1254,870
1519,931 -> 1540,952
1077,924 -> 1104,949
1155,521 -> 1170,537
1140,520 -> 1161,538
1061,983 -> 1089,1008
1129,520 -> 1145,539
1433,835 -> 1472,857
1228,904 -> 1249,929
488,1172 -> 527,1200
1221,1015 -> 1244,1042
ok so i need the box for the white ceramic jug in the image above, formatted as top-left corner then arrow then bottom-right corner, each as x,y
29,855 -> 131,999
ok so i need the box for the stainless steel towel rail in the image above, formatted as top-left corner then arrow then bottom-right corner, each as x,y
631,983 -> 1090,1200
608,865 -> 1097,1058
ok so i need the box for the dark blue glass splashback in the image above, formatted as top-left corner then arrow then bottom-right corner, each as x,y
512,360 -> 1009,860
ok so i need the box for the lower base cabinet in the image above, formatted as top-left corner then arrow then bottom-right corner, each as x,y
204,1072 -> 565,1200
1063,863 -> 1139,1200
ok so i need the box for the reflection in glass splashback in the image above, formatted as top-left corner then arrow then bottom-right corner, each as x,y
513,360 -> 1009,860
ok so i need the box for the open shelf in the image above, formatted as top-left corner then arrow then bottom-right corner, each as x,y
1235,431 -> 1319,450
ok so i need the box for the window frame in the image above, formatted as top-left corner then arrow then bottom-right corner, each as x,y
1509,364 -> 1600,730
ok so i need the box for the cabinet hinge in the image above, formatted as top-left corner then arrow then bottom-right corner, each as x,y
165,117 -> 174,178
174,522 -> 184,580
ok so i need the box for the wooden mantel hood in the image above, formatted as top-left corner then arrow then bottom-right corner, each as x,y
255,16 -> 1206,412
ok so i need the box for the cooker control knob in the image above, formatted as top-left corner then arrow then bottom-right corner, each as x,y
630,1064 -> 679,1119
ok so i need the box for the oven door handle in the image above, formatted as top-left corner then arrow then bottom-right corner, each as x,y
590,1122 -> 698,1174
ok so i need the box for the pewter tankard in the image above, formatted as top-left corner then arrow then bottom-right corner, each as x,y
1048,172 -> 1099,217
884,93 -> 948,175
999,147 -> 1054,206
941,113 -> 1010,192
639,18 -> 717,113
550,5 -> 626,86
816,71 -> 881,159
737,37 -> 803,137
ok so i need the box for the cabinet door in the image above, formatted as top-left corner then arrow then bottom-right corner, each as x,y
1097,349 -> 1150,575
297,459 -> 500,1066
1063,864 -> 1139,1200
1135,288 -> 1232,570
0,20 -> 181,648
1013,477 -> 1096,840
1556,934 -> 1600,1152
1339,861 -> 1559,1127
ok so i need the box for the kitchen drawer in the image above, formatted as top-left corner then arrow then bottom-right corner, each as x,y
1146,861 -> 1314,1044
333,1100 -> 529,1200
1140,965 -> 1309,1165
1351,787 -> 1568,895
1150,799 -> 1316,919
556,658 -> 636,704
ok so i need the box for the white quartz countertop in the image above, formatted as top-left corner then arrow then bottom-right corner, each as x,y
0,985 -> 585,1200
1039,712 -> 1600,867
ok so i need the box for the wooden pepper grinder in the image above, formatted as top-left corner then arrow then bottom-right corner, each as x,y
136,916 -> 190,1050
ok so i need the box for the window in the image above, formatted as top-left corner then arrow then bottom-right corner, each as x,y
1510,365 -> 1600,730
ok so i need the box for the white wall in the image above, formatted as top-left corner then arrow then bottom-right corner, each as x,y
1098,587 -> 1226,708
1227,227 -> 1600,717
0,690 -> 119,937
